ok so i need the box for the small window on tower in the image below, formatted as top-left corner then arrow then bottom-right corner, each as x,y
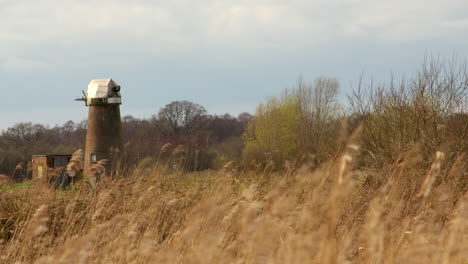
91,153 -> 97,162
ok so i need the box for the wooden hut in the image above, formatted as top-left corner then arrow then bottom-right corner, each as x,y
31,154 -> 72,181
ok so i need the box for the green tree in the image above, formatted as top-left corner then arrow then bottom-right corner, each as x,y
242,96 -> 300,168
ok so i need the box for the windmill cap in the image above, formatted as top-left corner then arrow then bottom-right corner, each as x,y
87,79 -> 121,99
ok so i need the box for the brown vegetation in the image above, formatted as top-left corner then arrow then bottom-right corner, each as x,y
0,140 -> 466,263
0,55 -> 466,263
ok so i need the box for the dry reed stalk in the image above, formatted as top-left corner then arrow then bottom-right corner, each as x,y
223,160 -> 235,170
1,144 -> 465,263
441,194 -> 467,264
418,151 -> 445,198
7,204 -> 51,262
88,159 -> 109,185
14,163 -> 23,171
26,204 -> 49,237
337,125 -> 362,184
362,199 -> 385,263
153,143 -> 173,171
66,149 -> 84,177
160,143 -> 172,154
172,145 -> 185,156
11,163 -> 24,179
0,174 -> 9,185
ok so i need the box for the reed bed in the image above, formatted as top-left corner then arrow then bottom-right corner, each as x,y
0,146 -> 466,264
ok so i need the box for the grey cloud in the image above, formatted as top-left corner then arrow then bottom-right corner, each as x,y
0,0 -> 466,129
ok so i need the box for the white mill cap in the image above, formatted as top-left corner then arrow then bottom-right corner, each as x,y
87,79 -> 121,105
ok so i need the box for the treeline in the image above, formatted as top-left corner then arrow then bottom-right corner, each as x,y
0,121 -> 87,180
121,102 -> 252,171
0,106 -> 253,180
1,56 -> 467,181
243,57 -> 467,172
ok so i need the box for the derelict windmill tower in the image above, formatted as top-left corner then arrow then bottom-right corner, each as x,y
77,79 -> 123,176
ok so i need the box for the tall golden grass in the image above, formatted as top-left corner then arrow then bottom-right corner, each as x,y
0,139 -> 466,264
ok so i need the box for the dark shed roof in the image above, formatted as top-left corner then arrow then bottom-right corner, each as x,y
32,154 -> 72,157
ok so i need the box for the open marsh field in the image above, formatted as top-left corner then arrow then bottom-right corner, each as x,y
1,143 -> 466,263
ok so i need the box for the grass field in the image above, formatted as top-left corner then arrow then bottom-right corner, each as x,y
0,142 -> 466,264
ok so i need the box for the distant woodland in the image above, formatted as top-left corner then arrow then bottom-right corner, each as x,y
1,56 -> 466,181
0,107 -> 252,179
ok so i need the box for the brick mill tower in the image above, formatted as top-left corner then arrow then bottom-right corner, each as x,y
79,79 -> 123,177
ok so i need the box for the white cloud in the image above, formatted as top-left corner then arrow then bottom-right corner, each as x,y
342,0 -> 468,41
0,0 -> 466,129
0,0 -> 466,65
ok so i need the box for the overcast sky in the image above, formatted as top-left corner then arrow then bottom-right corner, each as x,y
1,0 -> 467,130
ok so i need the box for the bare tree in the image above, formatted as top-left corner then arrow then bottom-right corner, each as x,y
347,55 -> 468,164
293,76 -> 341,161
238,112 -> 254,126
158,101 -> 207,135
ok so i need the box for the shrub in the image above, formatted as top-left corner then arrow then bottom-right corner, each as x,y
348,56 -> 467,167
242,96 -> 300,168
